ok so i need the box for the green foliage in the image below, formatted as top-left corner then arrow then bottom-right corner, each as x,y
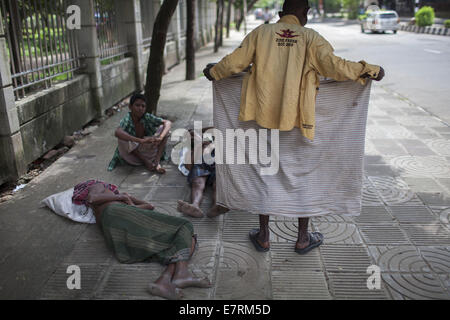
358,13 -> 367,21
342,0 -> 359,20
323,0 -> 342,14
444,19 -> 450,28
415,6 -> 435,27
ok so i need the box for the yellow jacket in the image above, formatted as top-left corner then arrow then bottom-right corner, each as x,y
210,15 -> 380,140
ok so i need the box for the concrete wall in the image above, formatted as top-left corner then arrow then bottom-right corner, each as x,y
0,0 -> 217,185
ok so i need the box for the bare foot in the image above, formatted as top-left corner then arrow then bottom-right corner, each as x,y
148,282 -> 183,300
172,276 -> 212,289
155,164 -> 166,174
177,200 -> 204,218
206,204 -> 229,218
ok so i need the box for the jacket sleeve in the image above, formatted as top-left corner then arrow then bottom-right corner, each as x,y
307,32 -> 380,84
209,29 -> 257,80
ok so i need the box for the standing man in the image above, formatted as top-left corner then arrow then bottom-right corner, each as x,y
203,0 -> 384,254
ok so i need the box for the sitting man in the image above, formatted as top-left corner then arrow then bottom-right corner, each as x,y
82,180 -> 211,300
108,93 -> 171,174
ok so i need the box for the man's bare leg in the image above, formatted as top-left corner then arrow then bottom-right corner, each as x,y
177,177 -> 206,218
254,215 -> 270,249
148,263 -> 183,300
206,182 -> 230,217
171,236 -> 212,288
296,218 -> 310,249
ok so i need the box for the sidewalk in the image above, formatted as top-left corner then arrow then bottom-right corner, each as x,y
0,19 -> 449,300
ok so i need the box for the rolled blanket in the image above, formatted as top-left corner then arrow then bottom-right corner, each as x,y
213,74 -> 371,218
101,203 -> 194,264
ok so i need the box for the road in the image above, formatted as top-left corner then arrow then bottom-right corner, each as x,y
307,20 -> 450,125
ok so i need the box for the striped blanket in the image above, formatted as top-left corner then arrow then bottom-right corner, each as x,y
101,203 -> 194,264
213,74 -> 371,218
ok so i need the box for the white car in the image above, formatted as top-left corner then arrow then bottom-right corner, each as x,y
361,10 -> 400,34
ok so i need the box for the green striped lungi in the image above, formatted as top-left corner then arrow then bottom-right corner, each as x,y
101,203 -> 194,264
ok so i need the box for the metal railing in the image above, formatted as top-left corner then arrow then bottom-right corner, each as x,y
94,0 -> 128,63
1,0 -> 80,100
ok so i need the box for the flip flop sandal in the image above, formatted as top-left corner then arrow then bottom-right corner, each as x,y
294,232 -> 324,255
249,228 -> 270,252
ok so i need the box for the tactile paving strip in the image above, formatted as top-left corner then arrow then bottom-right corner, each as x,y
189,241 -> 219,270
268,220 -> 299,243
270,242 -> 323,272
353,206 -> 395,224
327,272 -> 389,300
382,273 -> 450,300
368,246 -> 430,273
402,224 -> 450,246
320,244 -> 373,273
418,246 -> 450,274
272,270 -> 331,300
312,222 -> 363,244
368,176 -> 423,206
388,206 -> 438,224
40,264 -> 108,299
358,224 -> 411,245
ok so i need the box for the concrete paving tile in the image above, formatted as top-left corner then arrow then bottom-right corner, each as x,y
398,139 -> 437,156
423,139 -> 450,157
219,242 -> 271,271
402,224 -> 450,246
390,156 -> 450,178
368,246 -> 430,273
362,178 -> 385,206
417,192 -> 450,206
354,206 -> 395,224
270,242 -> 323,272
189,215 -> 223,242
418,246 -> 450,274
214,268 -> 271,300
437,274 -> 450,295
62,240 -> 114,265
403,177 -> 447,193
327,272 -> 389,300
320,244 -> 373,273
40,263 -> 108,300
388,206 -> 439,224
358,224 -> 411,245
437,179 -> 450,192
364,164 -> 401,177
431,207 -> 450,227
312,214 -> 354,223
223,211 -> 259,242
268,220 -> 300,243
190,241 -> 220,270
368,176 -> 424,206
312,222 -> 364,245
155,166 -> 189,187
385,126 -> 417,139
145,186 -> 188,201
382,273 -> 449,300
95,264 -> 164,299
271,270 -> 331,300
79,224 -> 105,241
371,139 -> 408,156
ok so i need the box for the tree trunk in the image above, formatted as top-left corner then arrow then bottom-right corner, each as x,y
186,0 -> 196,80
144,0 -> 180,114
214,0 -> 223,52
225,0 -> 233,38
236,0 -> 257,31
219,0 -> 224,46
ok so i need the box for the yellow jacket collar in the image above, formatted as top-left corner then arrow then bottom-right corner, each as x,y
278,14 -> 301,25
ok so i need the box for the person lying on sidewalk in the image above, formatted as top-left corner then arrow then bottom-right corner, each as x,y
177,127 -> 227,218
81,180 -> 211,300
107,93 -> 171,174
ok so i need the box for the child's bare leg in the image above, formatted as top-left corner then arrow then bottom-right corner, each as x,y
177,177 -> 206,218
148,263 -> 183,300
